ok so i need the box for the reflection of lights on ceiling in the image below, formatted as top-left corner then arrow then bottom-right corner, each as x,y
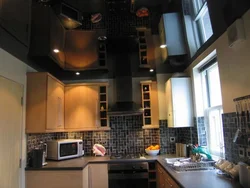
149,69 -> 154,72
98,36 -> 107,41
160,44 -> 167,48
76,72 -> 80,75
53,49 -> 60,53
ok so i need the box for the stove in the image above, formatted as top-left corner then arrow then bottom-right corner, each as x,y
110,153 -> 145,160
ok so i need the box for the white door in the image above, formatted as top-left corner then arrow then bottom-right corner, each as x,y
0,76 -> 23,188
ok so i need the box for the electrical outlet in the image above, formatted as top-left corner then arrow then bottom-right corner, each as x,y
170,137 -> 175,143
239,147 -> 245,158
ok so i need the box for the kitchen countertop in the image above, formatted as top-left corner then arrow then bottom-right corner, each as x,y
26,155 -> 242,188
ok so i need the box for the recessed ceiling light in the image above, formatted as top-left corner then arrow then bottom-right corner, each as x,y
160,44 -> 167,48
149,69 -> 154,72
53,49 -> 59,53
76,72 -> 80,75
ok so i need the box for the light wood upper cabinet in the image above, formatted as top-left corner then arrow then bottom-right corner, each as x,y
65,85 -> 100,130
64,84 -> 110,131
26,73 -> 65,133
46,76 -> 64,130
141,81 -> 159,129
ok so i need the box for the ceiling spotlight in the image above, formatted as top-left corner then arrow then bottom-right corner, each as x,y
160,44 -> 167,48
53,49 -> 59,53
149,69 -> 154,72
76,72 -> 80,75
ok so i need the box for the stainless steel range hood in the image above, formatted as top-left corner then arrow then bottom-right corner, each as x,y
107,45 -> 143,116
108,76 -> 144,116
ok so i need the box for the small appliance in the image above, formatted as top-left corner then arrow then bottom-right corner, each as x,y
46,139 -> 83,160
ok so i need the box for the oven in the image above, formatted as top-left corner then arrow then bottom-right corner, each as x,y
108,162 -> 149,188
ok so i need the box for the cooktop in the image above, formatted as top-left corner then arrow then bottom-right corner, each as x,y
110,153 -> 146,160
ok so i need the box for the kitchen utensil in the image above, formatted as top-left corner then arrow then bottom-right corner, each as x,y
239,162 -> 249,188
233,101 -> 241,142
215,159 -> 225,168
218,160 -> 230,171
175,143 -> 180,157
229,164 -> 240,179
42,143 -> 47,166
28,149 -> 43,168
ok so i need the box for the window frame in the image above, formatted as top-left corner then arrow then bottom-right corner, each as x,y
191,0 -> 213,46
200,62 -> 225,158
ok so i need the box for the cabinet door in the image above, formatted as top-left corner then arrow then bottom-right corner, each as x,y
164,171 -> 180,188
157,165 -> 165,188
65,85 -> 100,130
89,164 -> 108,188
46,76 -> 64,130
165,79 -> 174,127
82,166 -> 89,188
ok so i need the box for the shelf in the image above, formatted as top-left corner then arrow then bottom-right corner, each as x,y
100,118 -> 107,120
142,125 -> 159,129
149,170 -> 156,172
139,64 -> 151,68
148,179 -> 157,182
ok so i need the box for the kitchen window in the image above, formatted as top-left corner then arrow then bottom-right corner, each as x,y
199,58 -> 225,158
183,0 -> 213,56
192,0 -> 213,46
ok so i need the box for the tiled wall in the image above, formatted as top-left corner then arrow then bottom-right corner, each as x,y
159,120 -> 176,154
176,119 -> 198,145
27,116 -> 199,156
222,112 -> 250,164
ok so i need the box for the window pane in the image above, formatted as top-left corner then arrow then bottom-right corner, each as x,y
207,64 -> 222,107
207,107 -> 224,157
202,9 -> 213,41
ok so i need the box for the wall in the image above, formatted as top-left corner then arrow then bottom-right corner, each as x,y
0,48 -> 36,188
27,116 -> 174,156
185,9 -> 250,163
186,9 -> 250,114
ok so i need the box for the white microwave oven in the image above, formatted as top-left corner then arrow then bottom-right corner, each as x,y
46,139 -> 83,160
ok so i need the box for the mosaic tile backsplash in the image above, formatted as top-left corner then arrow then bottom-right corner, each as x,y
27,116 -> 199,156
222,112 -> 250,164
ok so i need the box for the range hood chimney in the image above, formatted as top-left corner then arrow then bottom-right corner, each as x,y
108,42 -> 143,116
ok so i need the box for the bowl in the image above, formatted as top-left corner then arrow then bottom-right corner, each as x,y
145,149 -> 159,156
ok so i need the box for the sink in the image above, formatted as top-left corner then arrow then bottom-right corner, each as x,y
165,157 -> 187,164
165,157 -> 216,173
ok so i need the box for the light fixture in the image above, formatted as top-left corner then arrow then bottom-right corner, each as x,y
160,44 -> 167,48
76,72 -> 80,75
53,49 -> 60,53
98,36 -> 107,41
149,68 -> 154,72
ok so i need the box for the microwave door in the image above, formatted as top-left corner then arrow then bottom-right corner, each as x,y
59,142 -> 79,160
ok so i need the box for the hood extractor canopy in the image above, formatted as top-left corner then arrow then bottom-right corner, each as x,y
107,41 -> 144,116
108,76 -> 144,116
